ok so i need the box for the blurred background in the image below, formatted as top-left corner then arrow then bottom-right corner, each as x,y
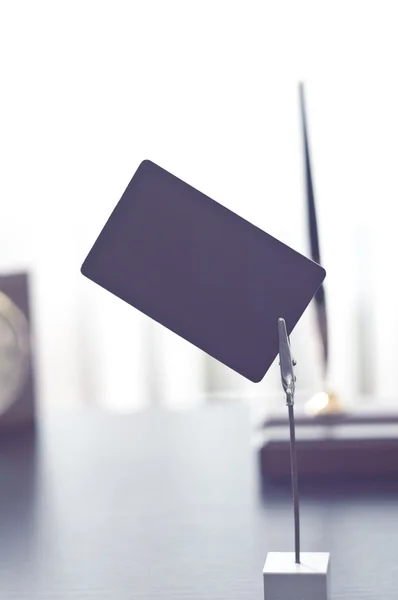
1,0 -> 398,417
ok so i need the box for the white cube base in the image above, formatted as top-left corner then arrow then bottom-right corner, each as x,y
263,552 -> 330,600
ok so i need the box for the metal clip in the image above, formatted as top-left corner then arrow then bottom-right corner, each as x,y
278,318 -> 296,405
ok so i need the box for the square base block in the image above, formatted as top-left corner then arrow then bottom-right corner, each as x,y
263,552 -> 330,600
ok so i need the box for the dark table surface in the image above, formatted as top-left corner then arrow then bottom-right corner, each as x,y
1,403 -> 398,599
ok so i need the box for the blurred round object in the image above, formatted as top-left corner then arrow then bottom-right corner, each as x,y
0,292 -> 30,415
304,390 -> 345,416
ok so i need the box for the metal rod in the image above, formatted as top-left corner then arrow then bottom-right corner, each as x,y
288,401 -> 300,563
278,317 -> 301,564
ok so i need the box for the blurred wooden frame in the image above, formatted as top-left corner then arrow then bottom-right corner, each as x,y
0,272 -> 36,430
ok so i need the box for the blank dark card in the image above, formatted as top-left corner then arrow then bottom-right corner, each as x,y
81,160 -> 325,382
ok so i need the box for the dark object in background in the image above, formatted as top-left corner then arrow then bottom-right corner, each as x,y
259,410 -> 398,482
0,272 -> 36,430
81,159 -> 325,383
260,84 -> 398,481
299,82 -> 328,375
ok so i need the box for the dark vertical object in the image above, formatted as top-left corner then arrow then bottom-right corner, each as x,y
299,82 -> 328,377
